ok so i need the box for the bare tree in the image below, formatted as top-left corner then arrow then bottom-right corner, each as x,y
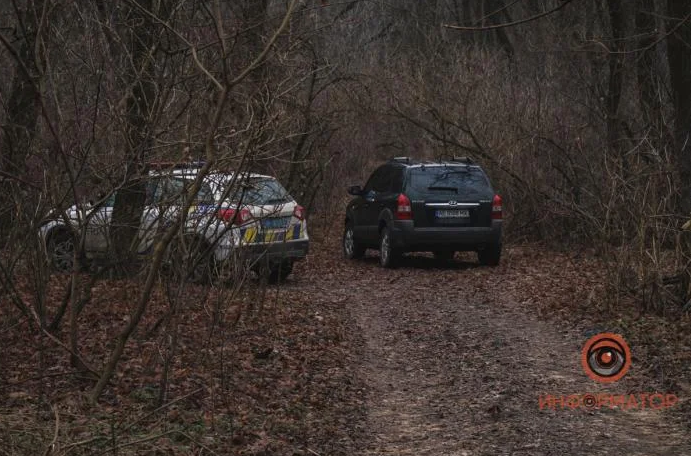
90,0 -> 300,402
667,0 -> 691,216
0,0 -> 45,244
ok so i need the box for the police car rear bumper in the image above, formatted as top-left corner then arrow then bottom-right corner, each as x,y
241,238 -> 310,262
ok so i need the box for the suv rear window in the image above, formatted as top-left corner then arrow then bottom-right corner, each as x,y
405,166 -> 492,199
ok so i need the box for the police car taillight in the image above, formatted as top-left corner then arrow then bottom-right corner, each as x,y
293,205 -> 306,220
217,208 -> 252,225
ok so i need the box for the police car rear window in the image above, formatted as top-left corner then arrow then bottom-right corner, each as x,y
223,178 -> 292,206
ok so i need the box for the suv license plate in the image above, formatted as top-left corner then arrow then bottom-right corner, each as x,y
435,209 -> 470,218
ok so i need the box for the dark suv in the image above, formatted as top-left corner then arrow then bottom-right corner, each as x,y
343,157 -> 502,268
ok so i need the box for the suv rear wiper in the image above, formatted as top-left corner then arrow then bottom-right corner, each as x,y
427,186 -> 458,193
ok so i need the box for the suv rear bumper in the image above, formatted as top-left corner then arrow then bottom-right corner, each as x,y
390,220 -> 502,251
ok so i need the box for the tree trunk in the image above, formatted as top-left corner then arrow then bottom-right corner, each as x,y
636,0 -> 663,143
411,0 -> 437,51
667,0 -> 691,216
0,1 -> 43,244
109,0 -> 158,272
605,0 -> 627,168
486,0 -> 515,58
240,0 -> 271,175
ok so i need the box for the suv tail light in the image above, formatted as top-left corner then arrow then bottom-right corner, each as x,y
217,207 -> 253,225
492,194 -> 502,220
395,194 -> 413,220
293,205 -> 306,220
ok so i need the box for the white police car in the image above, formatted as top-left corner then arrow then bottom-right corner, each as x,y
40,163 -> 309,283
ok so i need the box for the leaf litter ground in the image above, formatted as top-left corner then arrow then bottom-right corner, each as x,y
2,222 -> 691,455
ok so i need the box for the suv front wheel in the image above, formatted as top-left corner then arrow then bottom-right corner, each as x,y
379,226 -> 400,268
343,222 -> 366,260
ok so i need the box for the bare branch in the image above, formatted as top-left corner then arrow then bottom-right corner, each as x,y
443,0 -> 577,32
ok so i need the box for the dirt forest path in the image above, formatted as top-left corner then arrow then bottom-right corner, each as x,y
297,234 -> 691,456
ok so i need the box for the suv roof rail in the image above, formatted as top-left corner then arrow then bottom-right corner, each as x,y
450,156 -> 474,164
147,161 -> 206,170
390,156 -> 412,164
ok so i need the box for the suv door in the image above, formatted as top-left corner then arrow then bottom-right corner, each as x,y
349,166 -> 381,241
368,165 -> 404,231
360,166 -> 393,241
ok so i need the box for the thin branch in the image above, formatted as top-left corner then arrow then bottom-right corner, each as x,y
126,0 -> 224,91
472,0 -> 522,26
443,0 -> 577,31
119,388 -> 204,433
228,0 -> 299,88
90,430 -> 180,456
26,303 -> 99,378
42,405 -> 59,456
0,169 -> 42,190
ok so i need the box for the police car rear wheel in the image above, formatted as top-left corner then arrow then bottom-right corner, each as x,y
167,235 -> 213,284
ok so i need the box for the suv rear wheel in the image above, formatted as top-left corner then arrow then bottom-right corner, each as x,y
478,243 -> 501,266
343,222 -> 366,260
379,227 -> 400,268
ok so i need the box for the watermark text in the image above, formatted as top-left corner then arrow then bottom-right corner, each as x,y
538,393 -> 678,411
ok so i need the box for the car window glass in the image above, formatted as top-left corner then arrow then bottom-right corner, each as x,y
364,166 -> 393,193
406,167 -> 493,199
196,181 -> 214,204
145,180 -> 158,206
105,193 -> 116,207
391,168 -> 404,193
153,177 -> 214,205
363,168 -> 383,192
222,177 -> 292,205
92,192 -> 116,207
374,169 -> 392,192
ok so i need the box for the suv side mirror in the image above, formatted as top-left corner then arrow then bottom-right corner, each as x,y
347,185 -> 364,196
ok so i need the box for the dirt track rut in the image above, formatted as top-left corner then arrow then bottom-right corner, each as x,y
300,244 -> 690,456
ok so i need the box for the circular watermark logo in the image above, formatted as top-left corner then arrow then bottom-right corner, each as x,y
581,333 -> 631,383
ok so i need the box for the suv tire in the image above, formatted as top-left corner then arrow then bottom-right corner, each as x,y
379,226 -> 400,268
478,243 -> 501,266
343,222 -> 366,260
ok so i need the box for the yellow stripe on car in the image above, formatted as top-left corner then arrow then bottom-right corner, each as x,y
243,226 -> 257,243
